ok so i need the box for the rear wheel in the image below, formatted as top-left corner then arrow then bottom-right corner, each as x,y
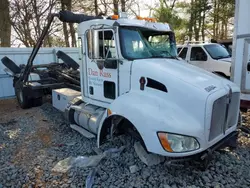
15,87 -> 32,109
1,56 -> 21,74
32,97 -> 43,107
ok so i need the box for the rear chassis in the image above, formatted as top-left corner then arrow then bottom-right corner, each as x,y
11,61 -> 81,108
0,12 -> 82,109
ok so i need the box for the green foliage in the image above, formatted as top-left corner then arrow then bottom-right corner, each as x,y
153,7 -> 182,30
153,1 -> 188,42
153,0 -> 235,43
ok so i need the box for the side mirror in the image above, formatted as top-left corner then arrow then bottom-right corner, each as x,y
96,59 -> 117,70
87,29 -> 99,59
104,59 -> 117,69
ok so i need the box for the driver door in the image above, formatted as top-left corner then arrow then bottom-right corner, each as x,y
85,29 -> 118,103
189,47 -> 208,70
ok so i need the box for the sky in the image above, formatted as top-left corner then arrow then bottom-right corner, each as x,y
11,0 -> 190,47
138,0 -> 156,17
136,0 -> 190,17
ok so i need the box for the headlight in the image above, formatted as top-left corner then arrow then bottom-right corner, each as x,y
158,132 -> 199,153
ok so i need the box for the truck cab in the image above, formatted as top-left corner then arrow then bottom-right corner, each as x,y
60,12 -> 240,161
177,42 -> 232,79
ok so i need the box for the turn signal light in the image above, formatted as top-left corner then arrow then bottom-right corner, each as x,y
158,133 -> 173,152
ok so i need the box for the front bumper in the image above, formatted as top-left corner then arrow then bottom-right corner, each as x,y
199,130 -> 238,160
162,131 -> 239,170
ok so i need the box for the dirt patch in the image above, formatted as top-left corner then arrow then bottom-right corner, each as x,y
1,99 -> 53,167
36,128 -> 52,147
0,98 -> 33,123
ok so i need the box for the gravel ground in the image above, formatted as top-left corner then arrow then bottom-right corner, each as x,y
0,98 -> 250,188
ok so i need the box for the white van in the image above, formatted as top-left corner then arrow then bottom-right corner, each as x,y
177,43 -> 232,79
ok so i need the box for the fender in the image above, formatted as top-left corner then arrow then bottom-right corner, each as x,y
97,90 -> 205,156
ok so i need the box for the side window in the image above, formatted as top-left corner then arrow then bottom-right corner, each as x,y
87,30 -> 116,59
190,47 -> 207,61
177,47 -> 188,59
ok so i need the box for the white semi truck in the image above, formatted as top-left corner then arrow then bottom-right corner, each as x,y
1,10 -> 241,168
58,11 -> 241,163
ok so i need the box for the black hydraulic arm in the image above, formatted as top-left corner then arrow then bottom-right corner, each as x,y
58,10 -> 103,23
20,10 -> 103,84
21,13 -> 59,83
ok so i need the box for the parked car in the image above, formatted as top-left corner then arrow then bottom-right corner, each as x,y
177,42 -> 232,79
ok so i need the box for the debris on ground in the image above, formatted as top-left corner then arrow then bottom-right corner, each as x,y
0,99 -> 250,187
134,141 -> 165,166
129,165 -> 139,173
85,168 -> 97,188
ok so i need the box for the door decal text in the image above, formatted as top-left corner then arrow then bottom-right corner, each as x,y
88,68 -> 111,78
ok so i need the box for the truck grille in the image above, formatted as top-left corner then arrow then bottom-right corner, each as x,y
209,92 -> 240,141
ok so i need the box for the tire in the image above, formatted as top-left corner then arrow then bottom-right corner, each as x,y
32,97 -> 43,107
1,56 -> 21,74
56,50 -> 79,70
15,87 -> 32,109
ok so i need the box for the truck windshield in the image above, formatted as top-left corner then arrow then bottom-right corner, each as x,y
203,44 -> 231,60
119,27 -> 177,60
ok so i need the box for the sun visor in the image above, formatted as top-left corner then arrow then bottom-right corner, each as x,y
58,10 -> 103,24
114,19 -> 172,32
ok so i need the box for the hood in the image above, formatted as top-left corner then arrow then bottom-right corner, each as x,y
219,57 -> 231,63
133,58 -> 233,93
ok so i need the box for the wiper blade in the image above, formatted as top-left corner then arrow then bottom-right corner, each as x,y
159,50 -> 178,60
150,55 -> 165,58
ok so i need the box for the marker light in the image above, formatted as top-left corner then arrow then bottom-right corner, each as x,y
136,16 -> 156,22
111,15 -> 119,20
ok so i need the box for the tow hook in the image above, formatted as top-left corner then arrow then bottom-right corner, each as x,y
200,148 -> 212,171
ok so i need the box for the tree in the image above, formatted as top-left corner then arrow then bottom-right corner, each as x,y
153,0 -> 187,42
209,0 -> 234,40
10,0 -> 59,47
61,0 -> 77,47
0,0 -> 11,47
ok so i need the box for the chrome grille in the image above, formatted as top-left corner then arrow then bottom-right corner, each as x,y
226,92 -> 240,129
209,92 -> 240,142
209,95 -> 227,141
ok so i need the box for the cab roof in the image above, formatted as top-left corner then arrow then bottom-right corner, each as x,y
77,15 -> 173,35
177,43 -> 219,48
